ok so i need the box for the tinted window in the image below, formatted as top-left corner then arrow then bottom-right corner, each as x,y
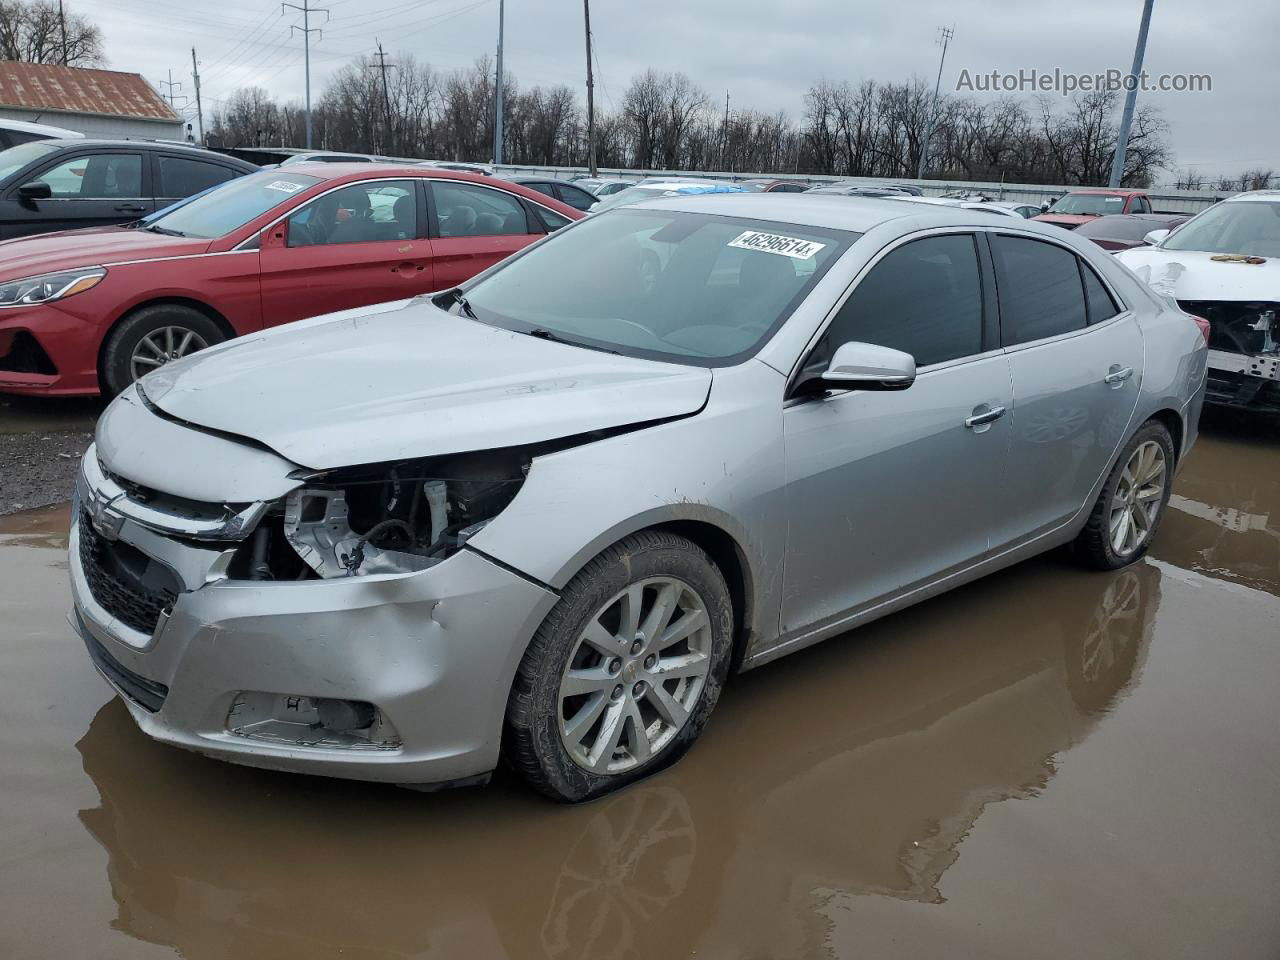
814,234 -> 983,369
776,183 -> 807,193
524,181 -> 557,198
555,183 -> 597,211
993,235 -> 1087,345
1131,197 -> 1150,214
287,180 -> 417,246
1081,261 -> 1121,324
147,170 -> 322,239
38,153 -> 142,198
158,156 -> 237,198
459,209 -> 854,364
432,181 -> 529,237
535,207 -> 572,231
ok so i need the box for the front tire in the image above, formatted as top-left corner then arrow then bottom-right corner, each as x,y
1074,420 -> 1175,570
505,531 -> 733,802
100,304 -> 224,397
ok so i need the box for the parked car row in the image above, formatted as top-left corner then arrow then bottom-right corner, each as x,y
0,164 -> 581,396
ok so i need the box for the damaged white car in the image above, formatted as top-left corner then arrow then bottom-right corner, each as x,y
1118,190 -> 1280,413
71,195 -> 1205,801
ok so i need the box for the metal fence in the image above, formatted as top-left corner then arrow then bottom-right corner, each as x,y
494,163 -> 1231,214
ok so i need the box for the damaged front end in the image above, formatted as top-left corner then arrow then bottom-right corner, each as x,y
1179,299 -> 1280,411
230,449 -> 531,581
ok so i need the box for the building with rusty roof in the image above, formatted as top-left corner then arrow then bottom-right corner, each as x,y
0,61 -> 184,141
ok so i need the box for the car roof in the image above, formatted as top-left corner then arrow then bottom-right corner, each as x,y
635,192 -> 952,231
1224,190 -> 1280,204
37,138 -> 247,157
1067,188 -> 1145,196
0,117 -> 83,137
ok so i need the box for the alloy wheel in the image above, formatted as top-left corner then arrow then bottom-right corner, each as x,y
558,577 -> 713,774
129,326 -> 209,381
1108,440 -> 1167,557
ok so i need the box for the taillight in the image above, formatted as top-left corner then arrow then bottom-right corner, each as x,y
1188,314 -> 1211,345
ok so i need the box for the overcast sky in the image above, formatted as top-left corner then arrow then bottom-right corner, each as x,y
83,0 -> 1278,181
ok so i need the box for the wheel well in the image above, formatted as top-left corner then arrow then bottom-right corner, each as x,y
1147,408 -> 1184,463
651,519 -> 754,673
98,297 -> 235,382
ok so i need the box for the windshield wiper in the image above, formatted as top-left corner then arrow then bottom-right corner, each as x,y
145,224 -> 187,237
436,287 -> 478,320
526,328 -> 620,354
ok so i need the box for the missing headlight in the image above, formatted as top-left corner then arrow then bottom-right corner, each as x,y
251,449 -> 530,579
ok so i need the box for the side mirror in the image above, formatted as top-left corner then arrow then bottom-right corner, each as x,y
1040,201 -> 1051,213
17,181 -> 51,201
1142,228 -> 1170,246
821,341 -> 916,391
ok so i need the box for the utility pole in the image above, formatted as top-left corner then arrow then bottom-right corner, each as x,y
1109,0 -> 1155,187
916,25 -> 954,181
158,70 -> 186,109
57,0 -> 68,65
371,41 -> 397,154
583,0 -> 596,176
283,0 -> 329,149
191,48 -> 204,144
493,0 -> 504,164
720,89 -> 730,170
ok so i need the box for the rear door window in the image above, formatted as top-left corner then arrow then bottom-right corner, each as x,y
555,183 -> 598,211
158,156 -> 238,198
431,181 -> 531,237
992,235 -> 1087,346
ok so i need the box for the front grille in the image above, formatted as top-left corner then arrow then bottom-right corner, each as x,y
78,509 -> 180,636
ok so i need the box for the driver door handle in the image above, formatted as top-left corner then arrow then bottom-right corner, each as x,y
114,203 -> 146,214
1104,365 -> 1134,386
965,405 -> 1006,429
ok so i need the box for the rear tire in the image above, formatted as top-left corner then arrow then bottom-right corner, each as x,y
505,531 -> 733,802
1074,420 -> 1175,570
100,304 -> 224,397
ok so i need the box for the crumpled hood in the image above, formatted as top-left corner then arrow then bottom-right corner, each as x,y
1116,246 -> 1280,301
0,226 -> 210,280
141,301 -> 713,469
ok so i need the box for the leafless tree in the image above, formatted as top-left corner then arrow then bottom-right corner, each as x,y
0,0 -> 104,66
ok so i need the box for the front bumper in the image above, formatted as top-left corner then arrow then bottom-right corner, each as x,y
0,303 -> 100,395
69,467 -> 558,786
1205,348 -> 1280,412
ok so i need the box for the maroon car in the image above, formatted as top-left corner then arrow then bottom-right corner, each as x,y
1074,213 -> 1190,252
1034,189 -> 1154,229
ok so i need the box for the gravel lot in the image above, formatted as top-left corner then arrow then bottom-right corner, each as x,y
0,395 -> 100,515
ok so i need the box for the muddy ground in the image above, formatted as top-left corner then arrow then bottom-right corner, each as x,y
0,410 -> 1278,959
0,395 -> 101,515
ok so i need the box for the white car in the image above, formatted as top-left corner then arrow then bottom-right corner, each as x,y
0,117 -> 83,150
1116,191 -> 1280,414
590,180 -> 747,213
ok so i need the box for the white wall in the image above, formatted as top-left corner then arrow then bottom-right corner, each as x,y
0,108 -> 184,142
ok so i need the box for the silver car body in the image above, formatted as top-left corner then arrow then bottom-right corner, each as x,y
70,195 -> 1207,787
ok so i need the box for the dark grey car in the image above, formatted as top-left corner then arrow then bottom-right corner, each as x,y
0,139 -> 256,239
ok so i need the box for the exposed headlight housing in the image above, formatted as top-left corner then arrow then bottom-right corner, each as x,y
0,267 -> 106,307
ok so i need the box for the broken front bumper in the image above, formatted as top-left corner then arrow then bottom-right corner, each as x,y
69,455 -> 558,787
1205,349 -> 1280,412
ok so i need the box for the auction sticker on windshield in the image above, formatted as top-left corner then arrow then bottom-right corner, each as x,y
265,180 -> 307,193
728,231 -> 827,260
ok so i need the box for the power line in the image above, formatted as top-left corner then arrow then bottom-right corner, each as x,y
917,25 -> 954,180
282,0 -> 330,148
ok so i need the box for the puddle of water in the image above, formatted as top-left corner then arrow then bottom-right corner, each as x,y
0,428 -> 1278,959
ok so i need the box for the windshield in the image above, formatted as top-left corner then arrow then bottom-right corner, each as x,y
1161,201 -> 1280,257
145,171 -> 322,238
0,141 -> 58,182
459,208 -> 856,365
1049,193 -> 1127,216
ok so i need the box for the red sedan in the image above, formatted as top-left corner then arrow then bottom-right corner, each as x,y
0,165 -> 581,396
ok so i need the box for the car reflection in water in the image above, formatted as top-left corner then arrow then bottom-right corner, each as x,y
75,558 -> 1160,960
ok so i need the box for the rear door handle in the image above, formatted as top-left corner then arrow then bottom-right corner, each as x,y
1104,365 -> 1134,386
114,203 -> 146,214
965,405 -> 1006,429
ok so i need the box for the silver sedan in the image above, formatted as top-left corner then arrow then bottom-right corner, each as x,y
70,195 -> 1207,801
